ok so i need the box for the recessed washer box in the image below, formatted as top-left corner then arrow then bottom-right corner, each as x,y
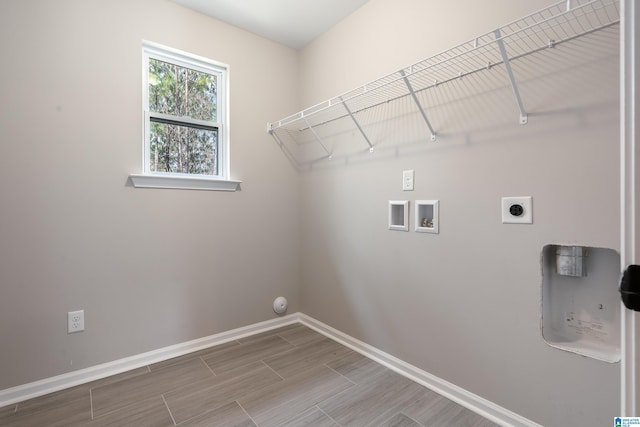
541,245 -> 620,362
415,200 -> 439,233
502,196 -> 532,224
388,200 -> 409,231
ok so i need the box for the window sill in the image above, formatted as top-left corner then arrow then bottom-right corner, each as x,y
129,174 -> 241,191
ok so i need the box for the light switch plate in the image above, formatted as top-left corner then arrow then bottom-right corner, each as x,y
403,170 -> 414,191
502,196 -> 533,224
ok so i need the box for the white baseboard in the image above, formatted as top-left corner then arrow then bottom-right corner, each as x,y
297,313 -> 542,427
0,312 -> 539,427
0,314 -> 299,408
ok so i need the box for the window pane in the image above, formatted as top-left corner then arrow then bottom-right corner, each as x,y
148,58 -> 217,122
149,121 -> 218,175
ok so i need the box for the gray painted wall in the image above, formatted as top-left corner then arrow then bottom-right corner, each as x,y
0,0 -> 300,389
297,1 -> 621,426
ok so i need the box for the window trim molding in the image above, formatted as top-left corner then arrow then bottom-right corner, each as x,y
129,173 -> 241,191
135,41 -> 236,191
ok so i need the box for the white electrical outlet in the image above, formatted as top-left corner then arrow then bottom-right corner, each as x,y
502,196 -> 533,224
68,310 -> 85,334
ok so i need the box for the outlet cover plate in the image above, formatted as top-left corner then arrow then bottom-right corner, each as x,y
402,170 -> 414,191
68,310 -> 85,334
502,196 -> 533,224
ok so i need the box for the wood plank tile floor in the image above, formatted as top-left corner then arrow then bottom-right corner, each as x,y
0,324 -> 499,426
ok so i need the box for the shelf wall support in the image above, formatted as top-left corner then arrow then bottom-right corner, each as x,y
494,29 -> 528,124
303,116 -> 332,158
400,70 -> 437,141
339,96 -> 374,152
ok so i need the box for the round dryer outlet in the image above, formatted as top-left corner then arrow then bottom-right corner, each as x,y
502,196 -> 533,224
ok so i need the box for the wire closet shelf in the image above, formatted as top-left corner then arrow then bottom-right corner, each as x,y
267,0 -> 620,165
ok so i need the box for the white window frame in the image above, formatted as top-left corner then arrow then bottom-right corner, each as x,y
130,41 -> 240,191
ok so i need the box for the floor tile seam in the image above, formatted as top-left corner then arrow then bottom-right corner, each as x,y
11,393 -> 92,418
270,341 -> 347,366
168,372 -> 231,402
271,340 -> 308,358
236,400 -> 259,427
259,360 -> 285,381
254,399 -> 318,427
171,399 -> 234,426
205,359 -> 282,383
89,365 -> 191,396
195,355 -> 218,377
258,345 -> 300,367
401,411 -> 426,427
87,366 -> 153,392
150,341 -> 246,372
363,386 -> 433,427
91,375 -> 200,415
372,411 -> 425,427
89,389 -> 94,420
237,333 -> 292,346
318,378 -> 421,426
244,390 -> 305,420
245,376 -> 353,424
204,343 -> 297,374
0,404 -> 18,417
275,331 -> 325,348
316,404 -> 343,426
200,356 -> 217,376
161,394 -> 178,426
275,332 -> 297,346
313,378 -> 358,414
323,363 -> 357,386
161,377 -> 231,409
369,381 -> 427,410
91,394 -> 168,422
164,362 -> 284,413
355,369 -> 416,392
364,408 -> 418,427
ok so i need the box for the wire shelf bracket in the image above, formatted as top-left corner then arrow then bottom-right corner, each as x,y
400,69 -> 437,141
303,116 -> 332,160
339,96 -> 375,153
494,29 -> 529,124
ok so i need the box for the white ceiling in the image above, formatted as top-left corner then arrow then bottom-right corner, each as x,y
171,0 -> 370,49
